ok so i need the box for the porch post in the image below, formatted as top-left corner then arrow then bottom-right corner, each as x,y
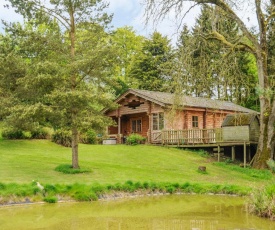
231,146 -> 235,161
244,142 -> 247,168
147,102 -> 152,143
117,116 -> 121,144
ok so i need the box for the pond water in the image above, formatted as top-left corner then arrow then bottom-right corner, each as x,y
0,194 -> 273,230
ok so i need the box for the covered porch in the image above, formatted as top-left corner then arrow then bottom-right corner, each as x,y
107,112 -> 151,143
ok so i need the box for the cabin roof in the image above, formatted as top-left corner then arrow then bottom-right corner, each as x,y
222,113 -> 259,127
114,89 -> 256,113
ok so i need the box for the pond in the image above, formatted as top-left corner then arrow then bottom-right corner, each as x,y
0,194 -> 273,230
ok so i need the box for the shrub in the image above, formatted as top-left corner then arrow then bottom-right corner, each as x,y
52,129 -> 72,147
80,130 -> 97,144
248,185 -> 275,220
55,164 -> 91,174
31,128 -> 50,139
2,128 -> 25,139
126,133 -> 146,145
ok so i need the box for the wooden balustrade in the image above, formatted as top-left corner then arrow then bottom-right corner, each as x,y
152,128 -> 223,145
109,128 -> 223,145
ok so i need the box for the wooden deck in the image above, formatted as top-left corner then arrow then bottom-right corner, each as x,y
107,128 -> 258,167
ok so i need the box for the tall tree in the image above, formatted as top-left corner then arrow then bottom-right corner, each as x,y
129,31 -> 174,91
145,0 -> 275,168
111,26 -> 144,94
4,0 -> 116,169
175,5 -> 258,108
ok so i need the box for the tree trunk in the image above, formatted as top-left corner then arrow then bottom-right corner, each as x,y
69,2 -> 79,169
252,55 -> 275,168
72,124 -> 79,169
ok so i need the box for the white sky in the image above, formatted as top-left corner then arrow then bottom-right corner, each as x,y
0,0 -> 257,42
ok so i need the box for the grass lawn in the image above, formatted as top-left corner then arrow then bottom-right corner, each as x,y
0,139 -> 273,188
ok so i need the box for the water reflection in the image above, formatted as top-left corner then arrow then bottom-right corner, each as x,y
0,194 -> 273,230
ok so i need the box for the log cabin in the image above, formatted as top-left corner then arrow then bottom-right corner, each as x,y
103,89 -> 256,144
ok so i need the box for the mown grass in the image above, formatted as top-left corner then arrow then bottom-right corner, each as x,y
0,139 -> 273,188
0,139 -> 274,205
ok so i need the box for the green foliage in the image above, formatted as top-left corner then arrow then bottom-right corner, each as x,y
73,191 -> 98,201
1,128 -> 25,139
248,185 -> 275,220
54,164 -> 91,174
1,127 -> 50,140
43,196 -> 58,203
80,129 -> 97,144
1,0 -> 117,169
0,180 -> 252,205
111,26 -> 144,90
126,133 -> 146,145
52,129 -> 72,147
266,159 -> 275,173
196,149 -> 209,158
175,6 -> 258,105
129,31 -> 174,91
31,127 -> 50,139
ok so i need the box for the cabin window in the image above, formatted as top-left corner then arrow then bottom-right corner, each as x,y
131,119 -> 142,133
192,116 -> 199,128
153,113 -> 164,130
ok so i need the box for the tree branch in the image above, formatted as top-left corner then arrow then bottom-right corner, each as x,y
31,3 -> 70,30
203,31 -> 256,54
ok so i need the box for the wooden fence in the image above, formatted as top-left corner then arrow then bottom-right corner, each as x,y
151,128 -> 223,145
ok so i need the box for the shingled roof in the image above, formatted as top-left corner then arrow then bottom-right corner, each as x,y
118,89 -> 256,113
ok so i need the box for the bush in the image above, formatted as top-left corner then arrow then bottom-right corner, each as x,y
80,130 -> 97,144
2,128 -> 25,139
1,127 -> 51,140
52,129 -> 72,147
248,185 -> 275,220
31,128 -> 50,139
126,133 -> 146,145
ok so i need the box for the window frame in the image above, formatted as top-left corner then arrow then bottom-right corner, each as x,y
152,113 -> 164,131
131,118 -> 142,133
192,115 -> 199,128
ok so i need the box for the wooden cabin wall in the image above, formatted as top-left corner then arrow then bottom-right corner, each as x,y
164,111 -> 184,130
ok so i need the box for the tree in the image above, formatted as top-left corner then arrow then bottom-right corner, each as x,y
111,26 -> 144,94
4,0 -> 116,169
145,0 -> 275,168
129,31 -> 174,92
175,5 -> 258,108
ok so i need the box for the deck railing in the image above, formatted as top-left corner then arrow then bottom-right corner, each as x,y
152,128 -> 223,145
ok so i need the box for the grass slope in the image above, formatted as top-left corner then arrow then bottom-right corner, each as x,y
0,139 -> 273,188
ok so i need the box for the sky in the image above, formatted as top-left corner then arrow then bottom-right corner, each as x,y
0,0 -> 198,41
0,0 -> 257,42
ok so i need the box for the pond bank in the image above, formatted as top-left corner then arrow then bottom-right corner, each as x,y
1,181 -> 274,221
0,180 -> 250,206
